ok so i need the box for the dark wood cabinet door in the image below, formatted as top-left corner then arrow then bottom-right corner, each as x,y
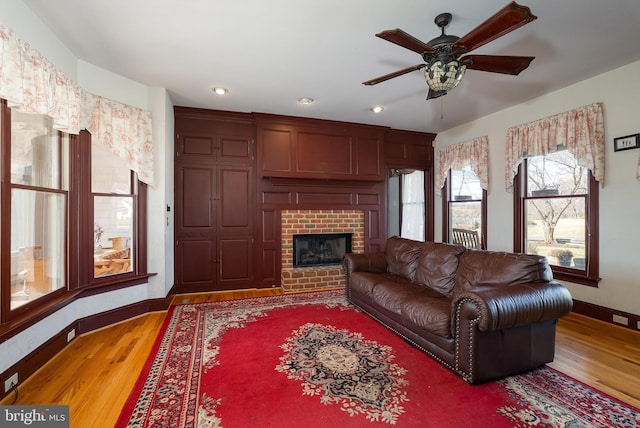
218,166 -> 253,235
176,163 -> 216,235
176,238 -> 217,292
218,237 -> 253,287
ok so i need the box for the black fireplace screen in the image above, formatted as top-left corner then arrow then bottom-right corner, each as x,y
293,233 -> 352,267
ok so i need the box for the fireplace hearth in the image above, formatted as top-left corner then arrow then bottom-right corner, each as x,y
293,233 -> 352,267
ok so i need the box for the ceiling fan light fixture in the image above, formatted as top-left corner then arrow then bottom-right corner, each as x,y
425,59 -> 466,93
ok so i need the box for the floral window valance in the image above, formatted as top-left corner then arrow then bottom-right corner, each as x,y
437,136 -> 489,190
0,23 -> 154,186
505,102 -> 604,192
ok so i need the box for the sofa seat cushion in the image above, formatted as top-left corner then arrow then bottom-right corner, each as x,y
371,281 -> 423,314
400,291 -> 452,338
348,272 -> 408,297
370,281 -> 452,338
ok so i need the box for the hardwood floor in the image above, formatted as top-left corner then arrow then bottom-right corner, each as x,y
2,288 -> 639,428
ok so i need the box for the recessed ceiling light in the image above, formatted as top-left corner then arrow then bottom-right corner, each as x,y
298,97 -> 314,105
212,87 -> 229,95
370,105 -> 384,113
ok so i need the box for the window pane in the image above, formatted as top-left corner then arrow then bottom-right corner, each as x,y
92,141 -> 131,194
10,189 -> 66,309
527,150 -> 588,196
525,197 -> 586,270
450,166 -> 482,201
401,170 -> 424,241
450,201 -> 482,232
94,196 -> 134,277
11,110 -> 60,188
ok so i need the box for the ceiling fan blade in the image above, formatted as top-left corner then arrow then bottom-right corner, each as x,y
462,55 -> 534,75
453,1 -> 537,54
375,29 -> 436,55
362,64 -> 426,86
427,89 -> 446,100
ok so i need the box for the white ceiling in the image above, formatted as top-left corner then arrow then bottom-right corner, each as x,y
23,0 -> 640,133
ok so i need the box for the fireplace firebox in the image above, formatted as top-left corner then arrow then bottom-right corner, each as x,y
293,233 -> 352,267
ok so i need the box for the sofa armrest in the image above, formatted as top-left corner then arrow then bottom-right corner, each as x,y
453,281 -> 573,332
343,253 -> 387,274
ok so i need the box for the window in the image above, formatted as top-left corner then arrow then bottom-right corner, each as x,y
1,101 -> 149,323
92,140 -> 135,278
5,110 -> 68,313
388,169 -> 426,241
443,165 -> 486,249
400,170 -> 425,241
514,149 -> 599,286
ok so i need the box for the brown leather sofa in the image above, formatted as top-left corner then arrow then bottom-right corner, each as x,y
343,236 -> 573,384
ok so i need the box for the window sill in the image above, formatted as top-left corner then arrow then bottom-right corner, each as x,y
0,273 -> 156,343
552,270 -> 600,287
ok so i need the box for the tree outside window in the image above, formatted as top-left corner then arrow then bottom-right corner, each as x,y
516,148 -> 599,285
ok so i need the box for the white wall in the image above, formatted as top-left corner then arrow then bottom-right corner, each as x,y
434,60 -> 640,316
0,3 -> 173,373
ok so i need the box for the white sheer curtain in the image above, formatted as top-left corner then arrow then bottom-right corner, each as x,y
401,170 -> 425,241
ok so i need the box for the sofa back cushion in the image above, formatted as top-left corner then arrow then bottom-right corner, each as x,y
413,242 -> 465,296
385,236 -> 422,281
454,249 -> 553,292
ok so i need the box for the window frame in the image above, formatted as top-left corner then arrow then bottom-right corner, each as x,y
442,169 -> 487,249
1,104 -> 69,319
1,100 -> 150,327
513,157 -> 600,286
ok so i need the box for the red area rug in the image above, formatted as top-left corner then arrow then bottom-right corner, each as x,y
116,290 -> 639,427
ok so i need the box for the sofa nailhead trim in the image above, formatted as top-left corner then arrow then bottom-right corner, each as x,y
454,298 -> 481,383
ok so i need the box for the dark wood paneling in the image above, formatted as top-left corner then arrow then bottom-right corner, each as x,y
178,164 -> 214,231
356,136 -> 383,179
367,209 -> 381,241
219,238 -> 253,285
174,107 -> 256,293
296,192 -> 353,206
356,192 -> 380,205
261,249 -> 277,284
182,136 -> 215,157
262,191 -> 292,205
261,128 -> 293,173
177,238 -> 216,290
297,132 -> 352,175
219,167 -> 252,232
218,135 -> 252,162
256,114 -> 386,181
257,209 -> 280,288
261,210 -> 277,242
384,129 -> 435,168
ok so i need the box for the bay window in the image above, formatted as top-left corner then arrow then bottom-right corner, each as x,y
1,101 -> 148,324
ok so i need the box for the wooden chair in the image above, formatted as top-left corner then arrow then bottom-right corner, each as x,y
452,228 -> 481,249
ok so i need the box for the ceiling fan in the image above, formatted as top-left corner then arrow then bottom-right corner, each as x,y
363,1 -> 537,100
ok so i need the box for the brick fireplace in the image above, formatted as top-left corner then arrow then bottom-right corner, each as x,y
281,210 -> 365,292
